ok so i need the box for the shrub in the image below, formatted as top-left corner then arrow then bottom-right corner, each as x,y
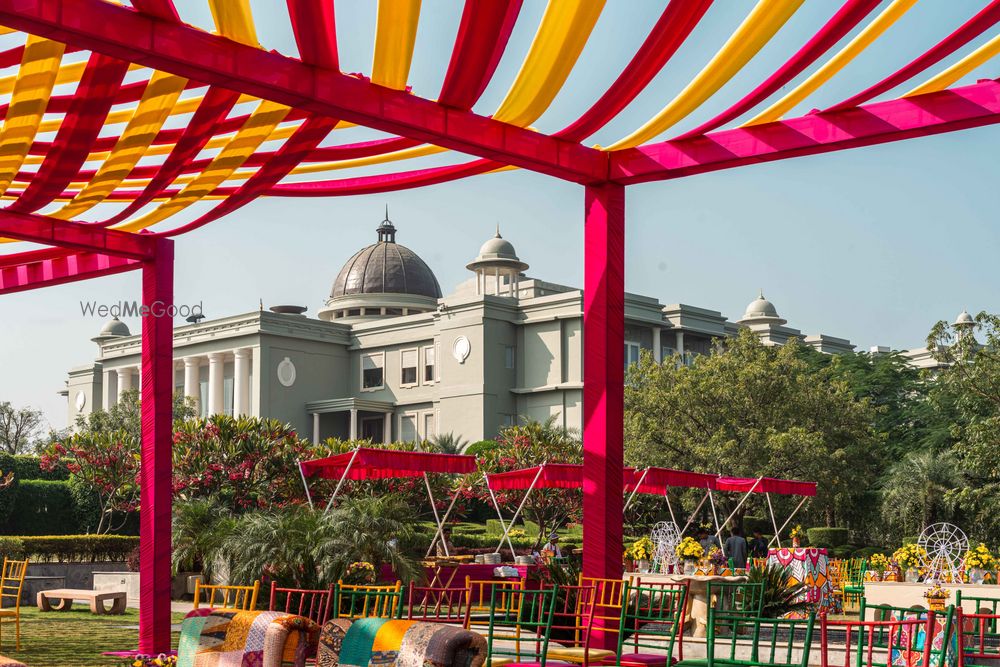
829,546 -> 855,558
902,535 -> 919,545
465,440 -> 499,457
11,455 -> 69,481
853,546 -> 889,559
806,527 -> 849,548
452,524 -> 486,535
0,535 -> 140,562
7,480 -> 76,535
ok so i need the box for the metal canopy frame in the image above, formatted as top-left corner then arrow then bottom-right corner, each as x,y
0,1 -> 995,653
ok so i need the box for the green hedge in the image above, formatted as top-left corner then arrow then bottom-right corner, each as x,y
10,455 -> 69,481
807,527 -> 850,548
852,546 -> 889,559
0,535 -> 139,562
6,480 -> 77,536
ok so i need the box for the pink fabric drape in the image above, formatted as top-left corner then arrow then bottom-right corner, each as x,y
626,467 -> 719,494
301,448 -> 477,480
715,476 -> 817,497
677,0 -> 881,139
287,0 -> 339,71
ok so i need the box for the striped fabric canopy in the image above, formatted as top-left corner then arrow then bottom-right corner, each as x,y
1,0 -> 999,289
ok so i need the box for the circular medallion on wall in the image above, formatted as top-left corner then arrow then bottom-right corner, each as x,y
75,391 -> 87,412
452,335 -> 471,364
277,357 -> 296,387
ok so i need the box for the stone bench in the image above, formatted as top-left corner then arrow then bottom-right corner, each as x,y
37,588 -> 127,615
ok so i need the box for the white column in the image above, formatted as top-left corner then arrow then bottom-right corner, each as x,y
233,349 -> 251,417
383,412 -> 392,444
103,369 -> 118,410
116,367 -> 134,402
313,413 -> 321,444
349,408 -> 358,441
652,327 -> 662,363
183,357 -> 201,413
676,330 -> 685,356
207,352 -> 225,416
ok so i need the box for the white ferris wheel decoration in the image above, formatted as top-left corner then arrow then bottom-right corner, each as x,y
650,521 -> 681,573
918,522 -> 968,583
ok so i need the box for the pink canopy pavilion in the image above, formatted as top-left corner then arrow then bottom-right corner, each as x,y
299,447 -> 477,557
713,476 -> 818,553
0,0 -> 997,652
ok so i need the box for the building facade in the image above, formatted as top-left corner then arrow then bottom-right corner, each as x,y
65,213 -> 863,444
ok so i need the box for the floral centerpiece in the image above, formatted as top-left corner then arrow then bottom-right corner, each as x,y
923,584 -> 951,612
790,525 -> 803,548
344,561 -> 377,585
707,545 -> 728,573
626,537 -> 654,571
964,543 -> 996,584
869,552 -> 891,580
676,537 -> 704,574
893,544 -> 928,582
121,655 -> 177,667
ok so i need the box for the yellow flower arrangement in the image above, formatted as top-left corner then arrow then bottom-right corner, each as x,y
893,543 -> 928,570
789,525 -> 803,540
964,543 -> 997,570
508,528 -> 527,539
626,537 -> 654,561
676,536 -> 705,562
923,584 -> 950,600
869,553 -> 891,571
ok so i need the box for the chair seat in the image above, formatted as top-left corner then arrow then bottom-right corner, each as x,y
547,647 -> 616,663
613,653 -> 672,667
507,662 -> 574,667
0,610 -> 16,618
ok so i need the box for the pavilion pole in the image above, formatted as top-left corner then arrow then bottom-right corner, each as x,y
138,238 -> 174,654
582,183 -> 624,648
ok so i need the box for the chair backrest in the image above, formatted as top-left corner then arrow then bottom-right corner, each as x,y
820,612 -> 944,667
334,581 -> 402,619
466,579 -> 525,634
466,576 -> 525,614
707,607 -> 815,667
955,609 -> 1000,663
578,575 -> 626,630
618,582 -> 688,662
406,581 -> 471,625
707,580 -> 764,618
857,604 -> 956,667
548,584 -> 600,655
955,589 -> 1000,615
485,587 -> 557,667
0,558 -> 27,610
846,559 -> 868,586
194,581 -> 260,611
268,582 -> 334,625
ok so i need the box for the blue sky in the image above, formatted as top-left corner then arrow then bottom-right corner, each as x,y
1,1 -> 998,430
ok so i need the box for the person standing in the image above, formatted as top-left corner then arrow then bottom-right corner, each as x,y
749,529 -> 769,560
725,529 -> 748,569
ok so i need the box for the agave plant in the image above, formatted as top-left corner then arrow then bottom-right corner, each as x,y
746,562 -> 810,617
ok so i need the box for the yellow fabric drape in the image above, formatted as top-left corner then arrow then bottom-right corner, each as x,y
746,0 -> 918,125
605,0 -> 804,150
208,0 -> 259,47
113,100 -> 291,232
493,0 -> 606,127
48,71 -> 189,219
0,36 -> 65,195
905,32 -> 1000,96
372,0 -> 422,90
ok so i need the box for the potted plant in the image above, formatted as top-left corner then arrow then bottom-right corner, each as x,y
923,584 -> 951,612
707,545 -> 727,574
893,543 -> 928,582
119,654 -> 177,667
790,525 -> 803,548
626,537 -> 654,573
675,537 -> 704,575
963,543 -> 996,585
869,553 -> 890,581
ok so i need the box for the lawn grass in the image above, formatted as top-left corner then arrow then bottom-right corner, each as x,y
0,607 -> 185,666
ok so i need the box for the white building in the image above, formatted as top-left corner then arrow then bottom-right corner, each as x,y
64,212 -> 860,444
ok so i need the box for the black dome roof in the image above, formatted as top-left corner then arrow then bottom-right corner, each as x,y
329,218 -> 442,300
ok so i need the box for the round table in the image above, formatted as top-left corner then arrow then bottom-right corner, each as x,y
627,573 -> 748,637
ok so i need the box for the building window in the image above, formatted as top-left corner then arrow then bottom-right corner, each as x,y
661,346 -> 675,362
624,341 -> 641,369
400,349 -> 418,386
423,412 -> 436,439
502,414 -> 517,427
504,345 -> 515,370
347,308 -> 361,317
361,352 -> 384,390
385,307 -> 402,316
400,413 -> 418,442
423,346 -> 436,383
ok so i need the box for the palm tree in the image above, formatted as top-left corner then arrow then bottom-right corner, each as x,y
430,432 -> 469,454
882,450 -> 962,534
172,499 -> 236,582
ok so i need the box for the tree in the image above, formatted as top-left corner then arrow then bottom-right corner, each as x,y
625,329 -> 881,532
74,388 -> 195,438
473,416 -> 582,548
929,312 -> 1000,542
0,402 -> 44,454
881,450 -> 962,535
430,432 -> 469,454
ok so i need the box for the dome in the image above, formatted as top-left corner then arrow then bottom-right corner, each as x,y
99,317 -> 130,337
329,215 -> 442,301
742,292 -> 780,320
466,226 -> 528,272
954,310 -> 975,327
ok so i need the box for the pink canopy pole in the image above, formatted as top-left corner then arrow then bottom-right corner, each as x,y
138,238 -> 174,654
582,183 -> 624,648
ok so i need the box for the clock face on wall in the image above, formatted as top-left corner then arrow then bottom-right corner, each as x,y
452,336 -> 471,364
75,391 -> 86,412
277,357 -> 297,387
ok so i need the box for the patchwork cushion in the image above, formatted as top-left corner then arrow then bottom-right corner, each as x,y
547,647 -> 616,663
